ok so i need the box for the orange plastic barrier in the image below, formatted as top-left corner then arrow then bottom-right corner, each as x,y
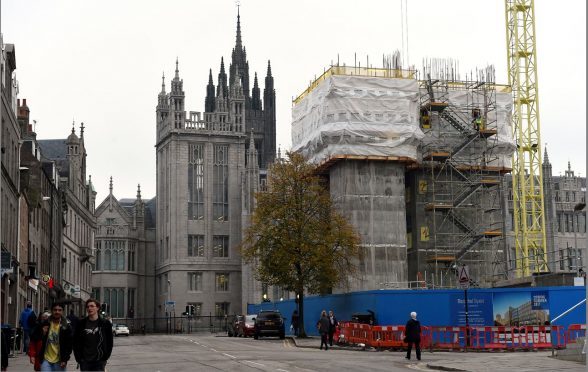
370,325 -> 432,350
339,323 -> 567,351
469,325 -> 565,350
371,325 -> 405,349
339,322 -> 372,346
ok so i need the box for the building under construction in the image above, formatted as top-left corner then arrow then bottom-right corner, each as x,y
292,57 -> 515,290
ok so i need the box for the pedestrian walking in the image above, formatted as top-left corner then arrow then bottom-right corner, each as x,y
28,319 -> 50,371
290,310 -> 299,337
405,311 -> 421,361
328,310 -> 338,347
37,302 -> 73,371
73,299 -> 113,372
317,310 -> 330,350
19,301 -> 36,353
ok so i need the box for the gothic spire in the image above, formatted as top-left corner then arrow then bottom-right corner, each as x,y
175,57 -> 180,79
136,184 -> 142,200
247,129 -> 258,169
109,176 -> 113,195
543,146 -> 549,165
217,57 -> 228,98
251,72 -> 261,110
205,69 -> 215,112
80,122 -> 85,139
236,7 -> 242,48
161,72 -> 166,94
267,60 -> 272,77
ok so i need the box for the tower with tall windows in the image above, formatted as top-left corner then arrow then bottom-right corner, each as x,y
92,179 -> 156,324
155,10 -> 273,316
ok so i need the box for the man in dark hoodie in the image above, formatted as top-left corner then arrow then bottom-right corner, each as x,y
73,299 -> 113,371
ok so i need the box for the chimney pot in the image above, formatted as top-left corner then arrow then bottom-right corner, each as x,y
23,99 -> 27,106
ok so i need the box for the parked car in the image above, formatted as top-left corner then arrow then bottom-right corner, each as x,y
351,310 -> 376,325
113,324 -> 130,336
237,315 -> 256,337
227,315 -> 243,337
254,310 -> 285,340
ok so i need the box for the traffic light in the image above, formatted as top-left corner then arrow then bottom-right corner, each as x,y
100,303 -> 108,316
190,304 -> 195,316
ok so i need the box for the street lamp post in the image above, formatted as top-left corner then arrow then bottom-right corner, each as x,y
573,203 -> 586,272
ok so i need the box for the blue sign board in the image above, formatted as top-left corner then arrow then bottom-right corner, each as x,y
450,292 -> 493,326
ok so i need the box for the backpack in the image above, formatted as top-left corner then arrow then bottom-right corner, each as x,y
27,312 -> 37,329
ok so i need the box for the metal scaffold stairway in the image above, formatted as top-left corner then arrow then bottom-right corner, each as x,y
417,66 -> 507,287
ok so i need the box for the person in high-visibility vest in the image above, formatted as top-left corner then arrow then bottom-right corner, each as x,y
472,108 -> 484,131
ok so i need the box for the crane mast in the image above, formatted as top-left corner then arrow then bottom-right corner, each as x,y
505,0 -> 548,277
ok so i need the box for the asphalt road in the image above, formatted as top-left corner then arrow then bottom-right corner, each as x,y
106,333 -> 427,372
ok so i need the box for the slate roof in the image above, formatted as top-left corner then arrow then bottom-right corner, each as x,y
37,139 -> 69,177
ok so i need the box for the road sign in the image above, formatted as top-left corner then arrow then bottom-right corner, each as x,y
458,265 -> 470,289
165,301 -> 176,305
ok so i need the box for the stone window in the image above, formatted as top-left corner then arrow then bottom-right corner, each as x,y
188,272 -> 203,291
215,302 -> 230,318
188,235 -> 205,257
212,235 -> 229,258
104,287 -> 125,318
188,144 -> 205,220
215,273 -> 229,292
128,242 -> 136,271
213,145 -> 229,221
103,240 -> 125,271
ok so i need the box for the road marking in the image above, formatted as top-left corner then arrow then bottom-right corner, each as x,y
243,360 -> 265,367
210,348 -> 218,352
222,353 -> 236,359
277,369 -> 289,372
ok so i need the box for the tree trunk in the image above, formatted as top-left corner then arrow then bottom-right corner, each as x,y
298,292 -> 307,337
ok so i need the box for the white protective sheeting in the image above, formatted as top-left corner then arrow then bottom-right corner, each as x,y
292,75 -> 425,164
434,89 -> 515,168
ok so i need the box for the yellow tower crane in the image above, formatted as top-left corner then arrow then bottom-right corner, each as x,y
505,0 -> 548,277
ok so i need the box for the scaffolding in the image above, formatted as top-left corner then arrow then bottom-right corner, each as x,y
415,62 -> 509,287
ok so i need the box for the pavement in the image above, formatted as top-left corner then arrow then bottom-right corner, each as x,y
289,336 -> 587,372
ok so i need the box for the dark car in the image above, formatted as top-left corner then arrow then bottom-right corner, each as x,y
351,310 -> 376,325
237,314 -> 256,337
227,315 -> 244,337
254,310 -> 285,339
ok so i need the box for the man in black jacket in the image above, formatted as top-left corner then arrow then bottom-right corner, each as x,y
405,311 -> 421,361
73,299 -> 113,371
38,302 -> 74,370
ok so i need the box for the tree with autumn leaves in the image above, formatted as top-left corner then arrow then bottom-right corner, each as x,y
241,152 -> 360,337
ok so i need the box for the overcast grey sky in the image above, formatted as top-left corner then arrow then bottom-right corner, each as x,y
2,0 -> 585,201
